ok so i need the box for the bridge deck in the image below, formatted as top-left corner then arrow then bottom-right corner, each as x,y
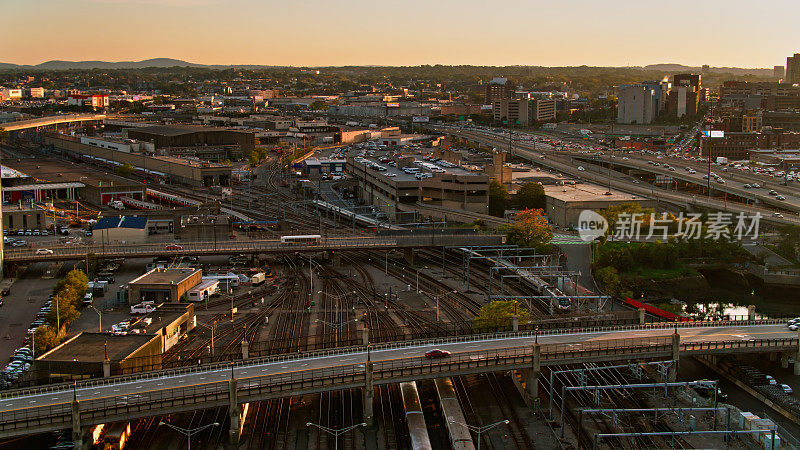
0,322 -> 794,438
3,233 -> 505,263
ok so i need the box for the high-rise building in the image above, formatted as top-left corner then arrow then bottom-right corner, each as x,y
484,77 -> 516,105
616,84 -> 658,124
492,98 -> 556,125
666,74 -> 704,118
774,66 -> 786,80
787,54 -> 800,84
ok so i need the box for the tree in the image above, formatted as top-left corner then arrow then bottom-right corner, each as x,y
595,266 -> 621,295
515,182 -> 546,210
116,163 -> 134,177
308,100 -> 328,111
32,326 -> 60,356
474,300 -> 531,330
488,180 -> 509,217
504,208 -> 553,249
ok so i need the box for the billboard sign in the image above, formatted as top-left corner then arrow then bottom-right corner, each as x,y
701,130 -> 725,138
386,102 -> 400,107
412,116 -> 429,123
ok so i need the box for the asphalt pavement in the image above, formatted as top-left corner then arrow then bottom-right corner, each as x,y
0,323 -> 793,415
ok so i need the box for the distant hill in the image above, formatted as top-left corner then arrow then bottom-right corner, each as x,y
0,58 -> 206,70
0,59 -> 776,76
642,63 -> 772,77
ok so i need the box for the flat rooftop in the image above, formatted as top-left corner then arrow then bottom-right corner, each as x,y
544,183 -> 646,203
351,155 -> 478,182
5,158 -> 142,188
39,332 -> 157,362
130,268 -> 201,286
129,124 -> 236,137
153,155 -> 228,168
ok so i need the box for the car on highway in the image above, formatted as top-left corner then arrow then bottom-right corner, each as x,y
769,190 -> 778,196
164,244 -> 183,250
424,349 -> 451,359
743,184 -> 751,189
752,183 -> 761,188
775,213 -> 785,218
781,384 -> 794,395
765,375 -> 778,385
777,195 -> 786,201
577,166 -> 585,171
35,248 -> 54,255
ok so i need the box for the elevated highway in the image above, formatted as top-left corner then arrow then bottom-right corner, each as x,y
0,320 -> 796,440
2,233 -> 505,263
0,114 -> 106,132
441,127 -> 799,226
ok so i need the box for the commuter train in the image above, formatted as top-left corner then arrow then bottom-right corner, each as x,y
279,235 -> 322,244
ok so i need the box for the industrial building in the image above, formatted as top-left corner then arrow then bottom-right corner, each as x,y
124,124 -> 256,155
128,268 -> 203,304
44,133 -> 232,187
92,216 -> 148,244
347,154 -> 490,220
544,183 -> 656,228
2,158 -> 146,206
492,98 -> 556,125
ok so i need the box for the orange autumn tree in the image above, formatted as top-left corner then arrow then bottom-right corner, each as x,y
504,208 -> 553,249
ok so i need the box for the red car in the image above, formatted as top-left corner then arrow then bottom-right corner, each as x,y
164,244 -> 183,250
425,349 -> 451,359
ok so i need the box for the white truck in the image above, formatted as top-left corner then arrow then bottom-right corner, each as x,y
109,200 -> 125,210
130,303 -> 156,315
716,156 -> 729,165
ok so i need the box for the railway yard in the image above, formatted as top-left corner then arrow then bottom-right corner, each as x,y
0,141 -> 786,450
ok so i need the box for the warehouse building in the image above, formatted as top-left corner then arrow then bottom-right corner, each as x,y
92,216 -> 148,244
124,124 -> 255,155
44,133 -> 232,187
544,184 -> 656,228
128,268 -> 203,304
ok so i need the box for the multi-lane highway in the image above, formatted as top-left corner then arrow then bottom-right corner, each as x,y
438,126 -> 800,226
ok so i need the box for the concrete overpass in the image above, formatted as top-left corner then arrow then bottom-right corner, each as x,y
2,233 -> 505,263
442,127 -> 799,226
0,114 -> 106,132
0,320 -> 795,444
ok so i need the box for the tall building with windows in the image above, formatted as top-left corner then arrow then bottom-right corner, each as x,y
484,77 -> 516,105
787,54 -> 800,84
616,84 -> 658,124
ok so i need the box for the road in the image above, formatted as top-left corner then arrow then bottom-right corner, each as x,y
438,126 -> 800,226
0,323 -> 794,417
3,233 -> 503,263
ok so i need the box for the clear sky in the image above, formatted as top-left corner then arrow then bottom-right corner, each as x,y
2,0 -> 798,68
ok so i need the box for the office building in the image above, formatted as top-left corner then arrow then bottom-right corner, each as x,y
492,98 -> 556,125
666,74 -> 703,118
787,53 -> 800,84
775,66 -> 786,80
616,84 -> 658,124
484,77 -> 516,105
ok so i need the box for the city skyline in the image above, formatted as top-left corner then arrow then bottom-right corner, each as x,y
2,0 -> 798,68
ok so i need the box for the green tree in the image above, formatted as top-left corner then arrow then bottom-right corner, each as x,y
308,100 -> 328,111
488,180 -> 510,217
474,300 -> 531,330
46,293 -> 80,330
116,163 -> 135,177
515,182 -> 546,210
504,208 -> 553,249
595,266 -> 620,294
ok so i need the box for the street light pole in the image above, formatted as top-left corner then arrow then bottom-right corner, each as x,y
306,422 -> 366,450
159,421 -> 219,450
449,419 -> 509,450
87,304 -> 102,332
